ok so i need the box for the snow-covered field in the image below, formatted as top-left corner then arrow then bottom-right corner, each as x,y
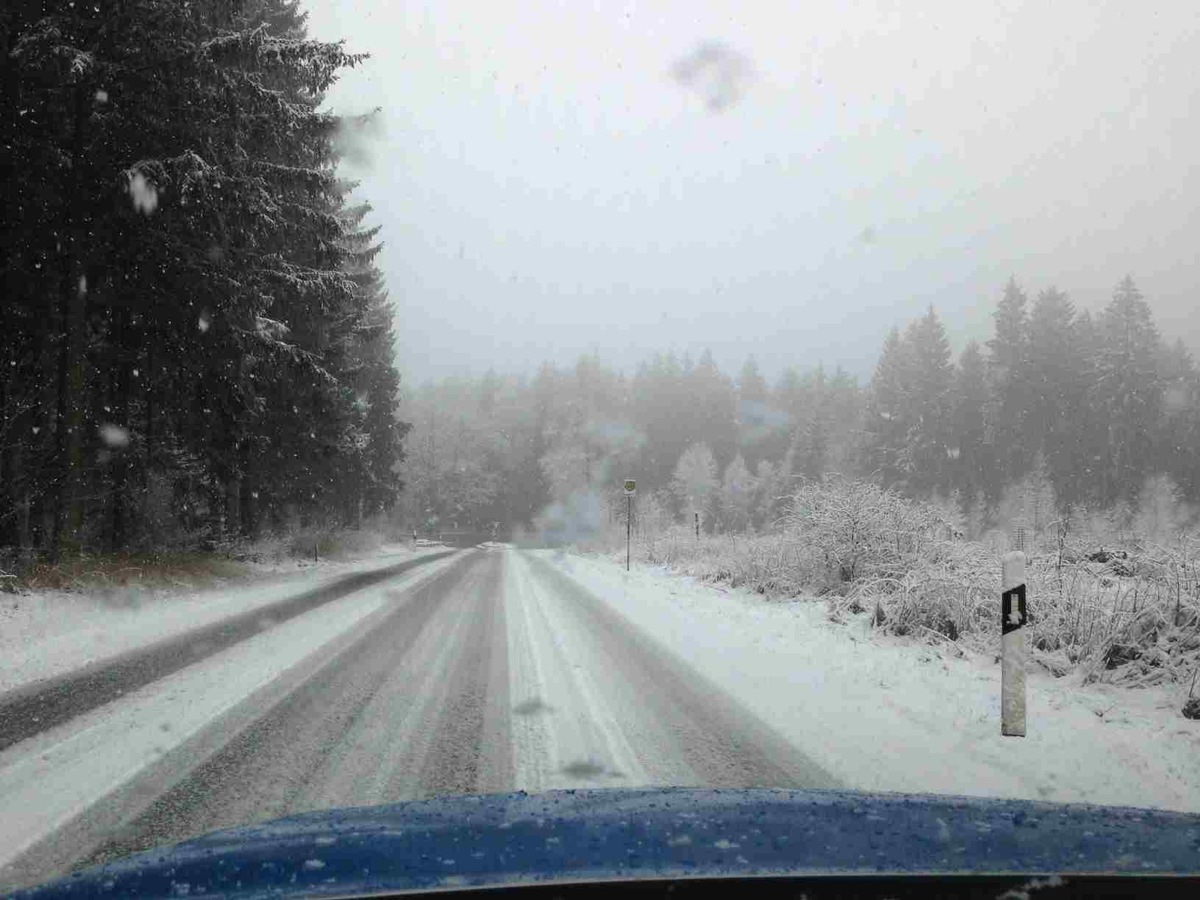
545,550 -> 1200,813
0,543 -> 444,694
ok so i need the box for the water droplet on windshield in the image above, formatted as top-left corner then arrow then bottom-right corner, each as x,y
99,424 -> 130,448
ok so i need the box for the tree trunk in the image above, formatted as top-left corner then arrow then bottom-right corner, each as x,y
107,307 -> 132,551
51,83 -> 90,560
225,474 -> 241,544
239,474 -> 257,538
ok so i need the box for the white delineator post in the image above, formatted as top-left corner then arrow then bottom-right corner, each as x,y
1001,550 -> 1027,737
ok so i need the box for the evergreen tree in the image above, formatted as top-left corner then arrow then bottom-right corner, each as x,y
793,415 -> 829,480
1095,276 -> 1163,504
1070,309 -> 1106,505
987,278 -> 1032,491
688,349 -> 738,470
822,366 -> 863,473
951,340 -> 990,500
1158,341 -> 1200,502
1027,287 -> 1085,504
735,356 -> 772,469
899,307 -> 955,494
860,327 -> 912,487
0,0 -> 405,554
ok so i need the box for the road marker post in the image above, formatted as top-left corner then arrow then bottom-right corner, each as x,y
1001,550 -> 1027,737
624,479 -> 637,572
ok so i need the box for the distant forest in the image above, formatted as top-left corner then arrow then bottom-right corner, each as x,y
1,1 -> 406,558
401,275 -> 1200,536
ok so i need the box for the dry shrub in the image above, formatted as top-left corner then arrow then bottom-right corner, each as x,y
645,528 -> 805,596
6,551 -> 246,592
1,524 -> 393,593
282,526 -> 384,561
834,539 -> 999,650
1050,538 -> 1200,687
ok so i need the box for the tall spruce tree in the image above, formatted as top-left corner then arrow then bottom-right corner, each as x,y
1,0 -> 406,555
987,278 -> 1032,493
1095,276 -> 1164,504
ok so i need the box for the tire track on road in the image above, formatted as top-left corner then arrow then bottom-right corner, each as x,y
7,545 -> 833,892
414,551 -> 511,798
76,549 -> 509,870
0,550 -> 456,752
517,551 -> 840,791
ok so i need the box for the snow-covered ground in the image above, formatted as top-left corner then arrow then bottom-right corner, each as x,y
543,550 -> 1200,813
5,544 -> 1200,889
0,543 -> 444,694
0,552 -> 464,873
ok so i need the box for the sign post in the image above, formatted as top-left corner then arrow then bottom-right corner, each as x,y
623,479 -> 636,572
1001,551 -> 1027,737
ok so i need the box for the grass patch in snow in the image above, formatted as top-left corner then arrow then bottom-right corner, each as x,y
0,526 -> 392,593
2,551 -> 248,593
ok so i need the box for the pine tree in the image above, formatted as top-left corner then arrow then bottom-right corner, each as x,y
1158,341 -> 1200,502
737,357 -> 769,416
987,277 -> 1032,490
735,356 -> 772,469
752,366 -> 799,466
1027,287 -> 1085,504
1095,276 -> 1163,504
822,366 -> 863,472
1070,309 -> 1106,505
899,306 -> 954,494
688,349 -> 738,470
951,340 -> 990,500
860,327 -> 911,487
793,415 -> 829,480
0,0 -> 404,554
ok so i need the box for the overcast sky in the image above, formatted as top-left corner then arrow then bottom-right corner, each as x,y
302,0 -> 1200,386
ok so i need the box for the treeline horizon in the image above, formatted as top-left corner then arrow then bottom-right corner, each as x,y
400,274 -> 1200,536
1,1 -> 406,559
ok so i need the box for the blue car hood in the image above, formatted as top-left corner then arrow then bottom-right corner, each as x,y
14,787 -> 1200,898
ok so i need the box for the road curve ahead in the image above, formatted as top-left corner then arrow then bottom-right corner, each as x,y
2,547 -> 836,891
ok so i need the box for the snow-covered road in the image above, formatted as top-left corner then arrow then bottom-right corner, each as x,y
0,546 -> 835,891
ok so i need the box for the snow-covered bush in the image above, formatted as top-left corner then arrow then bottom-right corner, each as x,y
577,472 -> 1200,686
781,476 -> 950,592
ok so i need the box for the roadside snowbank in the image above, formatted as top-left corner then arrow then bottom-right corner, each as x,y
0,543 -> 443,694
544,551 -> 1200,813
